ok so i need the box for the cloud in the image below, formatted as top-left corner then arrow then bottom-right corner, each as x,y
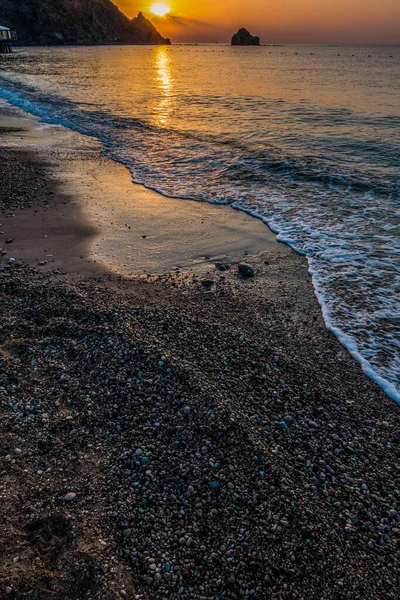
151,14 -> 214,31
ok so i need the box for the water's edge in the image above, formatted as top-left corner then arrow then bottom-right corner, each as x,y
0,89 -> 398,405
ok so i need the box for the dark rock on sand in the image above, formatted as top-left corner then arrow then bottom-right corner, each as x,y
231,28 -> 261,46
238,262 -> 255,277
215,262 -> 229,271
202,279 -> 214,288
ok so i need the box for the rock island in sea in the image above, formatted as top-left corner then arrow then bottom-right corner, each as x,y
231,27 -> 261,46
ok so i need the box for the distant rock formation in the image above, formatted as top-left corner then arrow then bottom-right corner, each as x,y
0,0 -> 171,45
231,28 -> 260,46
129,12 -> 171,45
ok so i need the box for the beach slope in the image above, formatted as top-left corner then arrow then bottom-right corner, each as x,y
0,107 -> 399,600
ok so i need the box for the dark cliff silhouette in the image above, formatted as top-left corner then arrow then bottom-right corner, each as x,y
0,1 -> 171,45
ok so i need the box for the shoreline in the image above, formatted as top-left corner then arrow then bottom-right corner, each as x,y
1,104 -> 399,599
1,91 -> 398,405
0,104 -> 285,277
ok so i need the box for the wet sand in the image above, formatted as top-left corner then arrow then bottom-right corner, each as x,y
0,107 -> 284,277
1,104 -> 399,600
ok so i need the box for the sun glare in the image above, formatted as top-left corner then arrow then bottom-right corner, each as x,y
150,3 -> 170,17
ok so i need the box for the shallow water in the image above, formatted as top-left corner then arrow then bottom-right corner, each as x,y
0,44 -> 399,402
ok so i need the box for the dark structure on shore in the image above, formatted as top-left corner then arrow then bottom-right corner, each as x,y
0,24 -> 13,52
0,0 -> 171,45
231,28 -> 260,46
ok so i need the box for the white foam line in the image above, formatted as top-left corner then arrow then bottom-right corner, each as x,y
309,261 -> 400,404
233,202 -> 400,405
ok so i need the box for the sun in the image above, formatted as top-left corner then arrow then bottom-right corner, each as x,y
150,3 -> 170,17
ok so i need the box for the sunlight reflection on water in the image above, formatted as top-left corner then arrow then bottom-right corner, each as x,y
154,47 -> 173,127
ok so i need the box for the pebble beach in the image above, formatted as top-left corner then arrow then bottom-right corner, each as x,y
1,110 -> 399,600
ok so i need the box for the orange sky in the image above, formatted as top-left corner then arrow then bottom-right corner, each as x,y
116,0 -> 400,44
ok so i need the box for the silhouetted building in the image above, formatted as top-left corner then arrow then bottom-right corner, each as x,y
0,25 -> 14,52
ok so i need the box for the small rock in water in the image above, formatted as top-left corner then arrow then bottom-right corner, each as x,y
63,492 -> 77,502
238,263 -> 255,277
182,405 -> 191,415
210,481 -> 220,489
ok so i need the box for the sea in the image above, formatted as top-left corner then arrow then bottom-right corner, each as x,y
0,44 -> 399,403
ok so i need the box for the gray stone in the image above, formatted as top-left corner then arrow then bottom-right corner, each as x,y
63,492 -> 77,502
238,263 -> 255,277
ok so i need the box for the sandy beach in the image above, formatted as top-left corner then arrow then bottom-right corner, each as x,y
1,108 -> 282,277
1,104 -> 399,599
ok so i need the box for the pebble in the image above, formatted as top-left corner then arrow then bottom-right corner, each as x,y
280,520 -> 290,527
63,492 -> 77,502
238,263 -> 255,277
344,526 -> 353,534
215,262 -> 227,271
202,279 -> 214,288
